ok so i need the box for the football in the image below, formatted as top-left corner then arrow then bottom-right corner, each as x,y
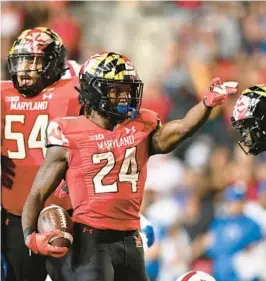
37,204 -> 73,248
176,271 -> 216,281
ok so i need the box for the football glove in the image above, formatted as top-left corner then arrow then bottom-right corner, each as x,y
1,155 -> 16,189
203,77 -> 238,108
25,230 -> 68,258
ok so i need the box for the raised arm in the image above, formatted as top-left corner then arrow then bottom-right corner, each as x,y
21,145 -> 69,257
151,78 -> 238,154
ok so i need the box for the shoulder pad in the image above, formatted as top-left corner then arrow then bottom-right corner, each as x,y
54,76 -> 78,89
46,119 -> 69,147
139,108 -> 160,125
1,81 -> 14,90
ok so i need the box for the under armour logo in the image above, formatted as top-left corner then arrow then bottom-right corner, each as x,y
82,227 -> 93,234
42,93 -> 53,100
125,126 -> 136,134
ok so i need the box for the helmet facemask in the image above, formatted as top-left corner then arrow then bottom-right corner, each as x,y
232,117 -> 266,155
8,28 -> 66,97
79,69 -> 143,122
105,80 -> 143,121
8,54 -> 45,97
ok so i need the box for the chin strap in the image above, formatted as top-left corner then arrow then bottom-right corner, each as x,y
116,105 -> 137,120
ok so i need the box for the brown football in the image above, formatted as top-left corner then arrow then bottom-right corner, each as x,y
37,204 -> 73,248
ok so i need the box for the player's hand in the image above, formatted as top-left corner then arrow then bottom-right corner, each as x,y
203,77 -> 238,108
1,155 -> 16,189
55,180 -> 69,199
25,230 -> 68,258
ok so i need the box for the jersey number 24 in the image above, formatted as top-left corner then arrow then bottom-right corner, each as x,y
92,147 -> 139,193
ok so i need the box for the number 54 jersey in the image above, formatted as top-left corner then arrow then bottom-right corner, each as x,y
46,109 -> 160,230
1,78 -> 81,216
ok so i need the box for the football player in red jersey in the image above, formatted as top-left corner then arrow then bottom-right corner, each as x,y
1,27 -> 82,281
22,52 -> 238,281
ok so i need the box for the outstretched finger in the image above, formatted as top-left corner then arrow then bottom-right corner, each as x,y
210,77 -> 222,87
223,82 -> 238,88
226,87 -> 238,95
47,244 -> 69,254
49,250 -> 68,258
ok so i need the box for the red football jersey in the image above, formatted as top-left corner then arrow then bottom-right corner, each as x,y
46,109 -> 160,230
1,77 -> 81,215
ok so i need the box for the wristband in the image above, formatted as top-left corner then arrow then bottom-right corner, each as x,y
23,227 -> 34,242
203,98 -> 212,109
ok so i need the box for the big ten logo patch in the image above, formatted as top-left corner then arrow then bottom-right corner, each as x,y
5,96 -> 19,102
134,234 -> 143,248
88,134 -> 105,141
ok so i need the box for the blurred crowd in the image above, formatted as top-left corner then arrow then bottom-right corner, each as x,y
1,1 -> 266,281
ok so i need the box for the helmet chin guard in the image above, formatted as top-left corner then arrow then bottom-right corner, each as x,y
116,104 -> 137,120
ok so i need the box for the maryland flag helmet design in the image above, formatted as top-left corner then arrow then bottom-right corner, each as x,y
8,27 -> 67,97
79,52 -> 143,121
232,84 -> 266,155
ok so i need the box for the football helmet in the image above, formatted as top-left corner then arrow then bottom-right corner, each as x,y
8,27 -> 67,97
78,52 -> 143,122
231,84 -> 266,155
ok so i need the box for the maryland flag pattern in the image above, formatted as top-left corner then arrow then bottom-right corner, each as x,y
9,27 -> 63,55
81,52 -> 139,80
242,84 -> 266,97
233,84 -> 266,122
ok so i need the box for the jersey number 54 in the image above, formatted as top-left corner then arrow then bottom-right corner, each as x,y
4,114 -> 49,159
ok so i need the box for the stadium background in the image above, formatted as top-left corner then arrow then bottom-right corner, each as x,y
1,1 -> 266,281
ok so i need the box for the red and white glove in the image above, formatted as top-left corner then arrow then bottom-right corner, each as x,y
203,77 -> 238,108
25,230 -> 68,258
55,180 -> 69,199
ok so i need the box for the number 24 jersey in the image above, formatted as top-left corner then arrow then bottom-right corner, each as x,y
46,109 -> 160,230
